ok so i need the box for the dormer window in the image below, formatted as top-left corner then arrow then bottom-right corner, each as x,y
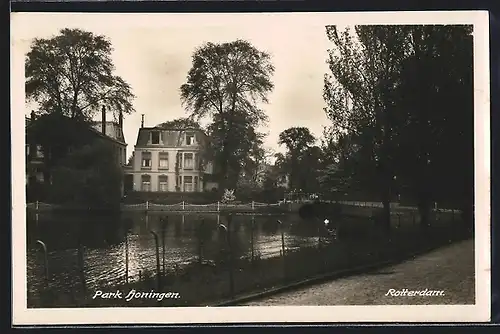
185,132 -> 195,146
151,131 -> 160,145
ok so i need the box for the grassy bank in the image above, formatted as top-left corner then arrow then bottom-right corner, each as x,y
28,217 -> 471,308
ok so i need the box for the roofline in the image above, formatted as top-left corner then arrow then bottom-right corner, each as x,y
88,127 -> 127,146
26,114 -> 127,146
141,126 -> 206,132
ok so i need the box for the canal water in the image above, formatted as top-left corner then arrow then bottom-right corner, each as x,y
26,211 -> 325,297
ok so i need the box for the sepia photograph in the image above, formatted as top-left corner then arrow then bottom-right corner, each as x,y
11,11 -> 490,325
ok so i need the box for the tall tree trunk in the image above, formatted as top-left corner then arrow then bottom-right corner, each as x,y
417,191 -> 432,229
381,175 -> 392,235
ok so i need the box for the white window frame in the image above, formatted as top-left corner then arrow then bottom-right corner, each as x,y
159,152 -> 169,169
141,152 -> 152,168
158,175 -> 168,192
183,153 -> 194,170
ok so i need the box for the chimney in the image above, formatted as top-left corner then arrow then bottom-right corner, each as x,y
101,105 -> 107,136
119,111 -> 123,130
141,114 -> 145,128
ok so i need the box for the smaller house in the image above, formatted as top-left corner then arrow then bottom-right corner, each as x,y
25,106 -> 127,200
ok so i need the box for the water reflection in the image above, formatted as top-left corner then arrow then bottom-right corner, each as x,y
27,211 -> 321,296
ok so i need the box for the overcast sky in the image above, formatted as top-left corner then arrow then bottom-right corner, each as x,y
13,13 -> 336,159
12,12 -> 485,160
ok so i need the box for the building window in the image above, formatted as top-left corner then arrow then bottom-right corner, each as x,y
151,131 -> 160,145
183,176 -> 193,192
36,168 -> 44,182
185,132 -> 195,146
184,153 -> 194,170
141,175 -> 151,191
159,152 -> 169,169
158,175 -> 168,192
194,176 -> 199,192
36,145 -> 44,158
141,152 -> 151,169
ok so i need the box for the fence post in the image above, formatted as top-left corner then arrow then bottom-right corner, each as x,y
217,201 -> 220,212
219,219 -> 234,297
150,230 -> 161,290
251,216 -> 255,262
36,240 -> 49,285
317,225 -> 322,249
277,220 -> 286,257
125,234 -> 129,284
36,200 -> 39,211
198,218 -> 205,264
277,220 -> 286,277
146,200 -> 149,211
161,217 -> 168,276
182,201 -> 185,210
251,201 -> 254,210
77,238 -> 86,296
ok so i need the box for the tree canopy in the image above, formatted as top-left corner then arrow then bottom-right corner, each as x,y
180,39 -> 275,190
156,117 -> 202,129
278,127 -> 316,191
323,24 -> 474,228
49,140 -> 124,210
26,28 -> 135,122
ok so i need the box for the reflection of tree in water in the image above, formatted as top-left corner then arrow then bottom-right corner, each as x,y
288,217 -> 322,237
214,214 -> 251,261
79,213 -> 124,248
173,215 -> 183,237
259,217 -> 280,235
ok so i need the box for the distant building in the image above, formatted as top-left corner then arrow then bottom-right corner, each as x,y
25,107 -> 127,199
125,117 -> 217,193
277,173 -> 290,189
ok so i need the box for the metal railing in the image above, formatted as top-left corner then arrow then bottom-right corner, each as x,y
26,199 -> 462,214
26,208 -> 467,307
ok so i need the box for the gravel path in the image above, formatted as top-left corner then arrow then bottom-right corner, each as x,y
243,239 -> 475,306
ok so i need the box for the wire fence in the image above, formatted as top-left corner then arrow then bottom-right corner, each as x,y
26,200 -> 462,213
26,208 -> 467,308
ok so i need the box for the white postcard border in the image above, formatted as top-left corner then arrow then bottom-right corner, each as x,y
11,10 -> 491,325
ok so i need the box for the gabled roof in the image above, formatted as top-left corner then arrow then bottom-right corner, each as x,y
26,113 -> 126,146
90,121 -> 126,145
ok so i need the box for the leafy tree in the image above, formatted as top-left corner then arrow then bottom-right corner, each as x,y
323,25 -> 474,230
180,39 -> 275,190
48,139 -> 124,210
278,127 -> 316,191
127,155 -> 134,166
26,28 -> 135,121
391,25 -> 473,227
323,25 -> 411,233
300,145 -> 323,194
156,117 -> 201,129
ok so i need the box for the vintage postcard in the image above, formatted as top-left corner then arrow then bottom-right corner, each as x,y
11,11 -> 491,325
